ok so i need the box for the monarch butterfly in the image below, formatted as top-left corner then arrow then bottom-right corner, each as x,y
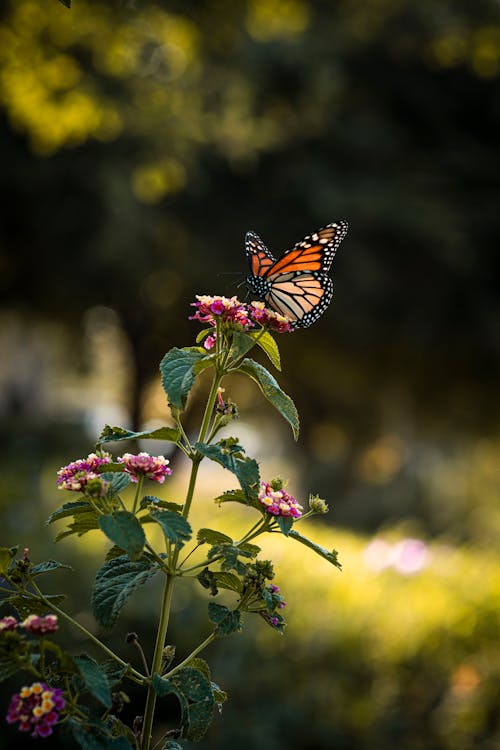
245,221 -> 348,329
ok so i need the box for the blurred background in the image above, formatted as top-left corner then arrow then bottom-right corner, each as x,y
1,0 -> 500,747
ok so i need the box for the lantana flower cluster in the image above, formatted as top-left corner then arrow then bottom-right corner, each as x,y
6,682 -> 65,738
57,452 -> 172,492
0,614 -> 58,635
258,481 -> 303,518
189,295 -> 294,344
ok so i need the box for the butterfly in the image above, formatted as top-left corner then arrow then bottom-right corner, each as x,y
245,221 -> 348,328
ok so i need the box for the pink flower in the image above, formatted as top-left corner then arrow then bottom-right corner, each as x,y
118,452 -> 172,483
249,301 -> 294,333
0,616 -> 18,632
21,614 -> 58,635
204,334 -> 216,350
258,482 -> 303,518
189,295 -> 254,331
6,682 -> 65,738
56,453 -> 111,492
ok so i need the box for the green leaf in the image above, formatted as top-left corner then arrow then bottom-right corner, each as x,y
288,530 -> 342,570
208,543 -> 258,574
249,330 -> 281,370
67,719 -> 134,750
160,347 -> 209,410
98,512 -> 146,561
213,571 -> 243,593
92,555 -> 159,628
150,509 -> 192,548
30,559 -> 73,576
230,331 -> 256,360
74,654 -> 112,708
47,500 -> 93,525
237,358 -> 299,440
163,742 -> 183,750
0,632 -> 32,682
99,471 -> 131,496
154,667 -> 215,742
276,516 -> 294,536
197,528 -> 233,545
6,593 -> 66,618
99,660 -> 128,687
188,659 -> 227,707
140,496 -> 183,513
214,489 -> 251,508
195,439 -> 260,503
196,328 -> 214,344
208,602 -> 242,637
0,547 -> 15,576
97,425 -> 181,446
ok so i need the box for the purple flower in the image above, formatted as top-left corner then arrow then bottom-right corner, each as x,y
56,453 -> 111,492
0,616 -> 18,632
249,301 -> 294,332
204,334 -> 216,350
258,481 -> 303,519
21,614 -> 58,635
189,295 -> 254,331
6,682 -> 65,738
118,452 -> 172,483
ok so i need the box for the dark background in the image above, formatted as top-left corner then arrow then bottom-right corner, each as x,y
1,1 -> 500,748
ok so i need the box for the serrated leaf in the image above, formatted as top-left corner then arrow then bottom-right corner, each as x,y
288,530 -> 342,570
195,440 -> 260,503
98,512 -> 145,561
208,602 -> 242,637
197,568 -> 218,595
214,489 -> 250,507
6,593 -> 66,618
99,471 -> 131,496
197,528 -> 233,546
213,571 -> 242,593
249,330 -> 281,370
0,547 -> 15,576
55,510 -> 99,541
47,501 -> 93,525
154,667 -> 215,742
30,559 -> 73,576
92,555 -> 159,628
97,425 -> 181,446
99,660 -> 128,687
140,496 -> 183,512
160,347 -> 209,410
150,509 -> 192,548
208,543 -> 257,574
237,358 -> 299,440
276,516 -> 294,536
230,331 -> 256,360
67,719 -> 134,750
74,654 -> 112,708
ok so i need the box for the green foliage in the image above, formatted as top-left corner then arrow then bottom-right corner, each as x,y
0,631 -> 32,682
0,547 -> 15,576
98,512 -> 146,561
208,541 -> 260,575
160,347 -> 209,410
230,331 -> 257,361
197,568 -> 242,596
30,559 -> 73,576
276,516 -> 294,536
48,501 -> 100,542
208,602 -> 242,637
100,472 -> 132,496
153,666 -> 216,741
288,529 -> 342,570
6,592 -> 66,618
97,425 -> 181,446
162,742 -> 183,750
67,719 -> 134,750
237,358 -> 299,440
92,555 -> 159,628
197,528 -> 233,545
149,509 -> 192,548
195,439 -> 260,502
249,330 -> 281,370
74,654 -> 112,708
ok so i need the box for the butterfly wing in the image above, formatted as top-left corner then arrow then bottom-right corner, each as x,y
265,221 -> 348,278
245,231 -> 277,277
264,271 -> 334,328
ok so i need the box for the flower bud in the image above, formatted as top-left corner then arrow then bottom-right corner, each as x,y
309,494 -> 329,514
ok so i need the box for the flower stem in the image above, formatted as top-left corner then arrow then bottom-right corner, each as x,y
164,632 -> 216,680
132,476 -> 144,514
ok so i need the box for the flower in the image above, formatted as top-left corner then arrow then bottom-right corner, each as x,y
204,334 -> 216,350
249,301 -> 294,332
118,452 -> 172,483
258,481 -> 303,518
0,616 -> 18,632
6,682 -> 65,738
21,614 -> 58,635
308,494 -> 329,514
56,453 -> 111,492
189,295 -> 253,330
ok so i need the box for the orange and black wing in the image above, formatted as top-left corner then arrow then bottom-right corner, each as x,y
264,271 -> 334,329
245,231 -> 277,278
265,221 -> 348,278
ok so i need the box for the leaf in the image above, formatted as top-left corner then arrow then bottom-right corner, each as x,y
196,328 -> 214,344
208,543 -> 258,574
67,719 -> 134,750
153,667 -> 215,742
150,509 -> 192,548
208,602 -> 242,637
197,528 -> 233,545
188,659 -> 227,707
160,347 -> 209,410
230,331 -> 256,360
6,593 -> 66,618
0,547 -> 15,576
195,439 -> 260,503
47,500 -> 93,525
30,559 -> 73,576
98,512 -> 146,561
288,530 -> 342,570
97,425 -> 181,446
99,471 -> 131,496
237,358 -> 299,440
74,654 -> 112,708
99,660 -> 128,688
214,489 -> 252,508
140,496 -> 183,513
163,742 -> 183,750
92,555 -> 159,628
249,330 -> 281,370
276,516 -> 294,536
0,632 -> 32,682
213,571 -> 243,593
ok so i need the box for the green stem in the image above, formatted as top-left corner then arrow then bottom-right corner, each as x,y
30,581 -> 147,684
132,476 -> 144,514
164,632 -> 216,680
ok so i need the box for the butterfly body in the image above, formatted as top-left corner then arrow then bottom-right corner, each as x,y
245,221 -> 348,329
